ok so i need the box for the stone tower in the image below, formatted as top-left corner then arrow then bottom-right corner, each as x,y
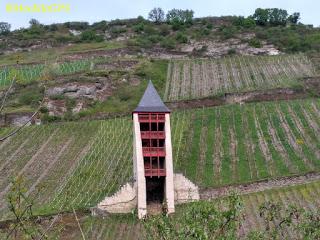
132,81 -> 175,219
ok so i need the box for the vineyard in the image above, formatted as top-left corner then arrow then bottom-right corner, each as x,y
7,178 -> 317,239
0,59 -> 92,88
0,117 -> 133,220
164,54 -> 316,101
0,98 -> 319,222
173,98 -> 320,187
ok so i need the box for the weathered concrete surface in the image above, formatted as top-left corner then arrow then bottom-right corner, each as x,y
96,182 -> 137,214
165,113 -> 175,214
174,173 -> 200,204
133,113 -> 147,219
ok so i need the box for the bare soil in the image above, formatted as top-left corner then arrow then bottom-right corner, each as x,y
166,87 -> 308,111
200,172 -> 320,200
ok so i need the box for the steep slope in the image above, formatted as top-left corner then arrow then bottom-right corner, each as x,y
0,98 -> 319,220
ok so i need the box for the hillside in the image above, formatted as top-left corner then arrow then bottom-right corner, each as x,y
0,8 -> 320,239
0,99 -> 320,220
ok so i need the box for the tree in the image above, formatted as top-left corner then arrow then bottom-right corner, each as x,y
29,18 -> 40,27
0,22 -> 11,35
268,8 -> 288,26
252,8 -> 269,26
166,9 -> 194,25
288,12 -> 300,24
148,7 -> 165,23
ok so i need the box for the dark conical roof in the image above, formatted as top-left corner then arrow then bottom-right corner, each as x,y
133,81 -> 170,113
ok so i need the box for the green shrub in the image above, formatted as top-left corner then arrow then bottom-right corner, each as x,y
144,25 -> 158,35
159,24 -> 170,36
171,19 -> 185,31
39,106 -> 49,114
176,32 -> 188,43
18,90 -> 42,107
232,16 -> 256,28
220,26 -> 237,39
55,35 -> 75,43
110,27 -> 127,35
80,30 -> 103,42
160,38 -> 176,49
249,38 -> 262,48
200,28 -> 210,36
132,23 -> 145,33
228,48 -> 237,55
206,23 -> 213,30
148,35 -> 163,43
41,114 -> 61,123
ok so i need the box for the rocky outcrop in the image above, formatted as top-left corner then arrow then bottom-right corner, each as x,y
46,82 -> 104,100
0,112 -> 38,127
174,174 -> 200,203
180,38 -> 280,57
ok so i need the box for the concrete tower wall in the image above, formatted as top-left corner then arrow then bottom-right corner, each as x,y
164,113 -> 175,214
133,113 -> 147,219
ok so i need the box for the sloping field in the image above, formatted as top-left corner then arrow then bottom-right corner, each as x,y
0,59 -> 92,88
14,179 -> 318,239
173,98 -> 320,187
0,98 -> 320,220
164,54 -> 316,101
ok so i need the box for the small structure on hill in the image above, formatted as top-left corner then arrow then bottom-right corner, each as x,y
94,81 -> 199,219
132,81 -> 175,218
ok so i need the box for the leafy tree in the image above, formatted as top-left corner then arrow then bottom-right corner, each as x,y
268,8 -> 288,26
288,12 -> 300,24
232,16 -> 256,28
243,17 -> 256,28
0,22 -> 11,35
166,9 -> 194,25
252,8 -> 269,26
63,21 -> 89,30
148,7 -> 165,23
29,18 -> 40,27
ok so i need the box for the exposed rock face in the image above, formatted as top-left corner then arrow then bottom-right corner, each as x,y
0,112 -> 35,127
180,38 -> 280,57
95,60 -> 139,71
69,29 -> 82,36
46,83 -> 100,100
174,174 -> 200,204
46,99 -> 67,116
94,182 -> 137,215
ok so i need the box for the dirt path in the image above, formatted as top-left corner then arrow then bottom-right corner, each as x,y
166,88 -> 309,111
200,172 -> 320,200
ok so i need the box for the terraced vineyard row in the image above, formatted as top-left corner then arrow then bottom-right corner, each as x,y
0,98 -> 319,220
0,118 -> 133,220
240,179 -> 320,237
164,54 -> 316,101
0,59 -> 91,87
33,179 -> 320,239
173,98 -> 320,187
